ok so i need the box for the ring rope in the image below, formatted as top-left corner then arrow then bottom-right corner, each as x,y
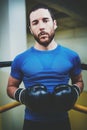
0,102 -> 21,113
73,104 -> 87,114
0,101 -> 87,114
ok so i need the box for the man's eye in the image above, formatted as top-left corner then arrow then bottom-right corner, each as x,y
32,21 -> 38,25
43,19 -> 49,23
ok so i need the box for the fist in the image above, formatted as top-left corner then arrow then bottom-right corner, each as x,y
53,84 -> 80,112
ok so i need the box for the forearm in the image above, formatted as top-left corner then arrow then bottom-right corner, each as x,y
71,73 -> 84,93
7,76 -> 21,99
7,86 -> 18,99
74,80 -> 84,93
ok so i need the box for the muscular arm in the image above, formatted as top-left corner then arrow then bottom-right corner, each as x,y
7,76 -> 22,99
71,73 -> 84,93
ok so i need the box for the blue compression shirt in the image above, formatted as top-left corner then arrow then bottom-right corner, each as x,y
11,45 -> 81,122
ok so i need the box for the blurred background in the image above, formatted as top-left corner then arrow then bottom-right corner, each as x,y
0,0 -> 87,130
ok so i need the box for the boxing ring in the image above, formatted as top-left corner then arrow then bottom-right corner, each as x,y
0,61 -> 87,114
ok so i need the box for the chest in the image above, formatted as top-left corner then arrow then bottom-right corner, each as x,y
21,53 -> 73,76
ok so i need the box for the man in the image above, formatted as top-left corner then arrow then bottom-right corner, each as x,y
7,4 -> 84,130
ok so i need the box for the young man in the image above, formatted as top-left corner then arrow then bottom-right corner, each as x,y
7,4 -> 84,130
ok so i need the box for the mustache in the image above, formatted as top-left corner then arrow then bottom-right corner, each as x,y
38,31 -> 48,37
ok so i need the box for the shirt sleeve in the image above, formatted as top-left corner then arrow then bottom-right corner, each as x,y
70,53 -> 82,76
10,56 -> 23,80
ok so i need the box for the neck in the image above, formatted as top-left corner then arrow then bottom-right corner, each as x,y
34,39 -> 58,51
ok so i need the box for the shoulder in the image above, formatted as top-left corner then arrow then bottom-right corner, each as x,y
13,47 -> 33,61
58,45 -> 81,64
12,47 -> 33,66
59,45 -> 80,58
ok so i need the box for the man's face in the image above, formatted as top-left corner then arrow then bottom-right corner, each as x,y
29,8 -> 57,47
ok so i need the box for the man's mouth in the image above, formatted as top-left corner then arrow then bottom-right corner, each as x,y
38,31 -> 48,38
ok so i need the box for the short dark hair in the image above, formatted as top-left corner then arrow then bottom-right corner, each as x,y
28,4 -> 56,26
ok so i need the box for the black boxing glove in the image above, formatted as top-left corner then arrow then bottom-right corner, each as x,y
53,84 -> 81,112
14,84 -> 50,113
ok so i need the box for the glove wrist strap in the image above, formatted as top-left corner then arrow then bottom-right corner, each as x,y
73,84 -> 81,96
14,88 -> 23,102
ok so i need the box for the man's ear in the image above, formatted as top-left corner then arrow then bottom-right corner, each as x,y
54,20 -> 58,30
29,26 -> 33,34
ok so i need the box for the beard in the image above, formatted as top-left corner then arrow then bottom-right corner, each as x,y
33,31 -> 55,47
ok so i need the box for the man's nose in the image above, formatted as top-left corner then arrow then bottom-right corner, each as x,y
39,21 -> 45,30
